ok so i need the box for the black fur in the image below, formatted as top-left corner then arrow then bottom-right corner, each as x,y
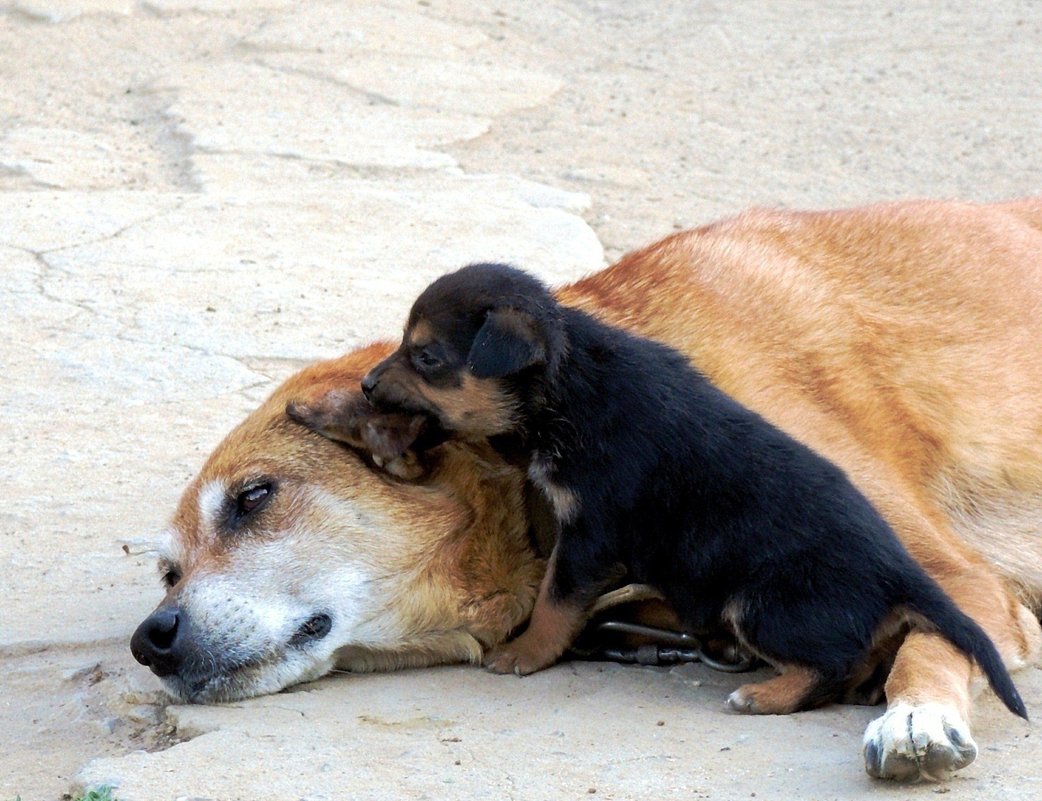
395,263 -> 1027,717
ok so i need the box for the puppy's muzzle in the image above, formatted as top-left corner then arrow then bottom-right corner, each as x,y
360,369 -> 380,400
360,355 -> 424,415
360,357 -> 391,401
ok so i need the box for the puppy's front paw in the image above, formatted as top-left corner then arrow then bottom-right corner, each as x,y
484,637 -> 557,676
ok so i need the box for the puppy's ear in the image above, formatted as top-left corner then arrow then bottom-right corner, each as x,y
467,308 -> 546,379
286,390 -> 431,480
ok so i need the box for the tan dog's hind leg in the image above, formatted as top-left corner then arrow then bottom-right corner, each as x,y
864,634 -> 978,782
865,604 -> 1040,782
861,502 -> 1040,781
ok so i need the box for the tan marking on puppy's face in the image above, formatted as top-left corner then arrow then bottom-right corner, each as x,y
412,371 -> 520,436
365,326 -> 521,440
405,318 -> 434,350
365,272 -> 552,441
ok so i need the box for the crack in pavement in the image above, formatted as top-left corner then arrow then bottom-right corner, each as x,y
247,56 -> 402,107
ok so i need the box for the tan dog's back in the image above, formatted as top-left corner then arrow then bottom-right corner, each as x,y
561,199 -> 1042,600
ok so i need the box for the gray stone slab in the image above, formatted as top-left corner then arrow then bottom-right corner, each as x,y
256,53 -> 562,118
3,0 -> 1042,798
1,0 -> 134,22
0,179 -> 600,649
165,62 -> 484,169
76,662 -> 1042,801
240,2 -> 487,56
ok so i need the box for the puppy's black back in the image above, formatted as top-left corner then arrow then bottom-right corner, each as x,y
539,304 -> 1025,718
407,263 -> 1024,717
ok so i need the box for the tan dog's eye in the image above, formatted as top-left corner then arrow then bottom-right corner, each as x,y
235,481 -> 273,521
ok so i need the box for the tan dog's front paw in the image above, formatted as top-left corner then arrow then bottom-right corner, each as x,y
484,636 -> 558,676
863,702 -> 977,782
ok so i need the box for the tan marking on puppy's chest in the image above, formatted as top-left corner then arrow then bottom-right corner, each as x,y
528,454 -> 580,524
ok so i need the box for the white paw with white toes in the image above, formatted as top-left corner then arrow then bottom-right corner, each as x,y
862,701 -> 977,782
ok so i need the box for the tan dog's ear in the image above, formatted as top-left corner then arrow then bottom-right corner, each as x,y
286,390 -> 430,480
467,308 -> 546,379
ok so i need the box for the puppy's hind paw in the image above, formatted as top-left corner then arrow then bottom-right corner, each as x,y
726,688 -> 756,713
725,668 -> 819,715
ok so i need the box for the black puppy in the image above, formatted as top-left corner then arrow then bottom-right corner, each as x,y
354,263 -> 1027,716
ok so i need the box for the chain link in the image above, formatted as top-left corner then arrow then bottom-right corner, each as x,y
572,619 -> 757,673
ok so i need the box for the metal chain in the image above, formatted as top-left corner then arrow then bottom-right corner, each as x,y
572,619 -> 757,673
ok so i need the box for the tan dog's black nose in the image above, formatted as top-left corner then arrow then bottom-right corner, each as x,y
131,606 -> 185,677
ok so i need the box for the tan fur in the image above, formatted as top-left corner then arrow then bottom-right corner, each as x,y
484,547 -> 589,676
371,356 -> 519,438
406,318 -> 435,349
555,199 -> 1042,741
730,667 -> 822,715
421,372 -> 519,436
528,454 -> 580,524
157,197 -> 1042,776
161,343 -> 542,682
286,389 -> 428,479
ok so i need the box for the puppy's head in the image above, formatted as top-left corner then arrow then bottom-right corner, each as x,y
362,263 -> 565,438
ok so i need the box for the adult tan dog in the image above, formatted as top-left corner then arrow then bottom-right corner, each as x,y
131,197 -> 1042,782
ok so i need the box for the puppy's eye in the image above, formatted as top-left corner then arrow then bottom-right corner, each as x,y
235,481 -> 273,519
414,349 -> 443,370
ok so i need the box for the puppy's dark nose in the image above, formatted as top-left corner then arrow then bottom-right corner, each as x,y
360,371 -> 378,400
361,358 -> 390,401
130,606 -> 184,677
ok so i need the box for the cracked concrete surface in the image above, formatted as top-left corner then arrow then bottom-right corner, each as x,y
1,1 -> 1040,800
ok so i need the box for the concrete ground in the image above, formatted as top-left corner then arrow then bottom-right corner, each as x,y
1,1 -> 1040,799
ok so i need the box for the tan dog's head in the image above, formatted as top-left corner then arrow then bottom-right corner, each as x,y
361,263 -> 566,439
130,343 -> 542,703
